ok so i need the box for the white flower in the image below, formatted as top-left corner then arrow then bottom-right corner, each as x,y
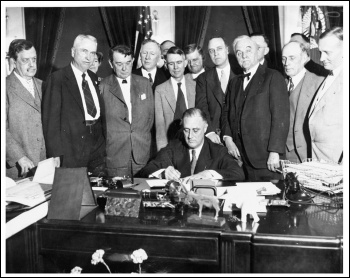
91,249 -> 105,265
130,248 -> 148,264
71,266 -> 82,274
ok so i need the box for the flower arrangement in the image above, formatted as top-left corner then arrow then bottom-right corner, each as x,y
71,248 -> 148,274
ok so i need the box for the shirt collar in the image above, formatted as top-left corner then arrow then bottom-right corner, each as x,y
71,62 -> 87,77
14,70 -> 33,83
290,68 -> 306,88
192,68 -> 205,80
244,62 -> 260,79
171,76 -> 185,86
259,59 -> 265,66
190,140 -> 205,157
216,62 -> 230,78
116,75 -> 131,85
141,67 -> 157,78
331,65 -> 343,78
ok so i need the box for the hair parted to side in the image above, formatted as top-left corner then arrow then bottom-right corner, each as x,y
182,108 -> 208,123
320,26 -> 343,41
109,45 -> 134,62
8,39 -> 34,60
208,36 -> 229,47
232,35 -> 251,52
184,44 -> 205,60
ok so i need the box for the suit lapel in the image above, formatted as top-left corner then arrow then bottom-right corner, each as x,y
164,79 -> 176,112
108,75 -> 126,104
8,72 -> 38,111
184,75 -> 195,107
195,139 -> 213,174
245,65 -> 264,103
33,78 -> 42,112
234,78 -> 244,111
64,65 -> 85,114
208,69 -> 223,106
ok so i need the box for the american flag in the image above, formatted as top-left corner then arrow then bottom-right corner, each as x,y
134,6 -> 153,68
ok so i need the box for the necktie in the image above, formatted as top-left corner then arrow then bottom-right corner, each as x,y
173,82 -> 187,120
82,73 -> 97,117
122,79 -> 127,84
26,79 -> 35,98
220,69 -> 229,93
288,78 -> 294,96
190,149 -> 197,175
148,73 -> 153,84
329,70 -> 334,76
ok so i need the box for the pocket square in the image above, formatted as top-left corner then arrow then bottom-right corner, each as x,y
140,93 -> 146,100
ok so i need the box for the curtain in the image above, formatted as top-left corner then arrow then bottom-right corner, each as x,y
99,7 -> 138,49
24,8 -> 66,81
242,6 -> 283,73
175,6 -> 211,49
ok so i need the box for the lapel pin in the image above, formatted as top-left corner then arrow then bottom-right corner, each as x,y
140,93 -> 146,100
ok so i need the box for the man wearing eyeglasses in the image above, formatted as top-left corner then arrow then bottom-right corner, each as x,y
99,45 -> 154,177
222,35 -> 289,181
195,37 -> 235,145
42,34 -> 106,175
250,32 -> 270,69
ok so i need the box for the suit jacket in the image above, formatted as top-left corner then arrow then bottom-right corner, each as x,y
286,70 -> 323,162
139,137 -> 245,180
42,65 -> 105,168
133,67 -> 169,92
195,66 -> 235,134
222,64 -> 290,168
6,72 -> 46,179
154,75 -> 196,150
100,74 -> 154,172
308,69 -> 343,163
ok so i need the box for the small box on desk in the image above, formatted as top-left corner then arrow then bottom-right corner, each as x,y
104,188 -> 141,218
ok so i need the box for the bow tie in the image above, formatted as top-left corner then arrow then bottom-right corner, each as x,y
240,72 -> 251,80
329,70 -> 334,76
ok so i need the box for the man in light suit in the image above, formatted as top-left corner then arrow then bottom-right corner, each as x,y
133,39 -> 169,93
6,39 -> 46,179
42,34 -> 106,174
184,44 -> 206,81
155,46 -> 196,151
140,108 -> 244,183
195,37 -> 236,144
100,45 -> 154,177
308,27 -> 343,163
282,41 -> 324,163
222,35 -> 289,181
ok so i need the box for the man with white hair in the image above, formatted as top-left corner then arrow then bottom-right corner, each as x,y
42,34 -> 106,174
222,35 -> 289,181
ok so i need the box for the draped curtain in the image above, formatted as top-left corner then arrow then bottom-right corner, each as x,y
24,8 -> 66,81
175,6 -> 211,49
242,6 -> 283,73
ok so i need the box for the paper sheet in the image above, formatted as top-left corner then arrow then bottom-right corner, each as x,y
146,179 -> 169,188
236,182 -> 281,195
33,157 -> 56,184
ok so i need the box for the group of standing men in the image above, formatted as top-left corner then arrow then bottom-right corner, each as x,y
6,26 -> 343,183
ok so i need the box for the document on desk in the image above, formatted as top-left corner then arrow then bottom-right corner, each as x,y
33,157 -> 56,184
6,178 -> 52,208
146,179 -> 169,188
236,182 -> 281,195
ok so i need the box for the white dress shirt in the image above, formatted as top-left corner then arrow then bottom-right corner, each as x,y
192,68 -> 205,80
216,63 -> 231,88
71,63 -> 100,120
116,75 -> 132,123
14,71 -> 35,98
243,62 -> 259,90
141,67 -> 157,82
170,76 -> 189,108
288,68 -> 306,90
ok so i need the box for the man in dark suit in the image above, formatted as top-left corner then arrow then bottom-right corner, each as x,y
290,33 -> 329,77
195,37 -> 235,144
250,32 -> 272,69
140,108 -> 244,183
42,34 -> 105,174
184,43 -> 206,80
222,35 -> 289,181
133,39 -> 169,92
100,45 -> 154,177
6,39 -> 46,179
282,41 -> 324,163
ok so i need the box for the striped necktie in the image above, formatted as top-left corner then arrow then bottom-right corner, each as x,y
82,73 -> 97,117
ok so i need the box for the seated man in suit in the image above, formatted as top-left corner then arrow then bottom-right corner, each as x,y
139,108 -> 245,184
282,41 -> 324,163
155,46 -> 196,151
184,43 -> 205,80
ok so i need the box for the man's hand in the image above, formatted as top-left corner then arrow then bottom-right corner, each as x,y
18,156 -> 35,176
267,152 -> 280,172
164,166 -> 181,181
53,157 -> 61,168
206,133 -> 221,144
182,170 -> 212,184
224,137 -> 241,159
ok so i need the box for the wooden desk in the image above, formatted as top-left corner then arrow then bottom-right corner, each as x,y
7,181 -> 343,273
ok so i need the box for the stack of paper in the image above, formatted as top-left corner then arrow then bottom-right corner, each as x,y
236,182 -> 281,195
